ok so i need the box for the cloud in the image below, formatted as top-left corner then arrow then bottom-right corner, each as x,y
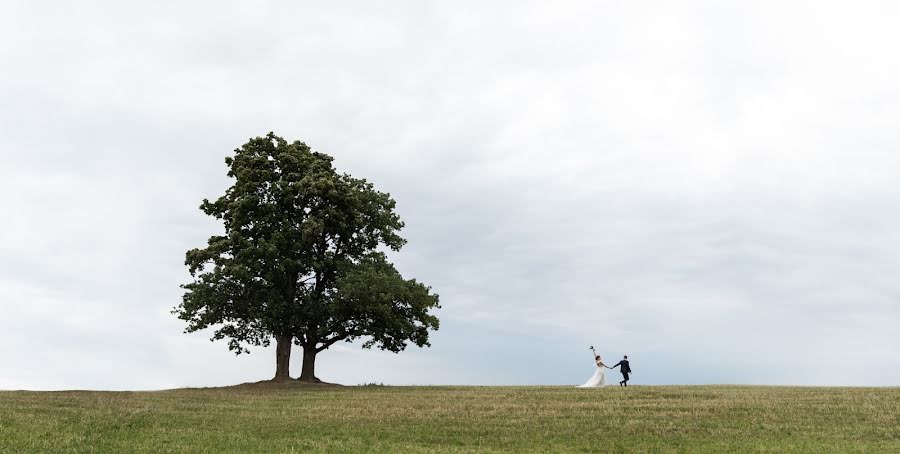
1,0 -> 899,389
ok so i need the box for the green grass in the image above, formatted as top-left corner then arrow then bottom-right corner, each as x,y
1,385 -> 898,453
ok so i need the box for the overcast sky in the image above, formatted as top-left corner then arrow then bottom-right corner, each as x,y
2,1 -> 899,390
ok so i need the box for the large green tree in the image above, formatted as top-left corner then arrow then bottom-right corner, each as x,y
175,133 -> 440,382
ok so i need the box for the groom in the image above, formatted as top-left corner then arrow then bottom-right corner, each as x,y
611,355 -> 631,386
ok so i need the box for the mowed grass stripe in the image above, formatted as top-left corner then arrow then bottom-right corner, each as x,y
0,386 -> 898,453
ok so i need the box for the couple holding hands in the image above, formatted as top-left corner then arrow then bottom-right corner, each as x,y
577,346 -> 632,388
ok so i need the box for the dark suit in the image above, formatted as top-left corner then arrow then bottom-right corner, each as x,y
611,359 -> 631,385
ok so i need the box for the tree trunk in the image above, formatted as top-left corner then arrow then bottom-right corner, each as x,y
273,335 -> 293,381
298,346 -> 320,382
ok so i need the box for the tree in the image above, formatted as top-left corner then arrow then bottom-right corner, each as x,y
175,133 -> 440,382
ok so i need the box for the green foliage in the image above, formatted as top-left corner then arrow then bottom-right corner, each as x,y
1,386 -> 898,452
174,133 -> 439,359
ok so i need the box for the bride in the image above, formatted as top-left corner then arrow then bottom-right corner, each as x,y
577,349 -> 612,388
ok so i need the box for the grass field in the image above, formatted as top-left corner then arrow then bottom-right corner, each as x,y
0,384 -> 898,453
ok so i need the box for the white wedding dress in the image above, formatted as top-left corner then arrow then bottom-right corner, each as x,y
577,359 -> 608,388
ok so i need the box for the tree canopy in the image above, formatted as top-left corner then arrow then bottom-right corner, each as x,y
175,133 -> 440,381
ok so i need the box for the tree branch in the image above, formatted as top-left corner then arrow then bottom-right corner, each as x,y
316,333 -> 352,353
